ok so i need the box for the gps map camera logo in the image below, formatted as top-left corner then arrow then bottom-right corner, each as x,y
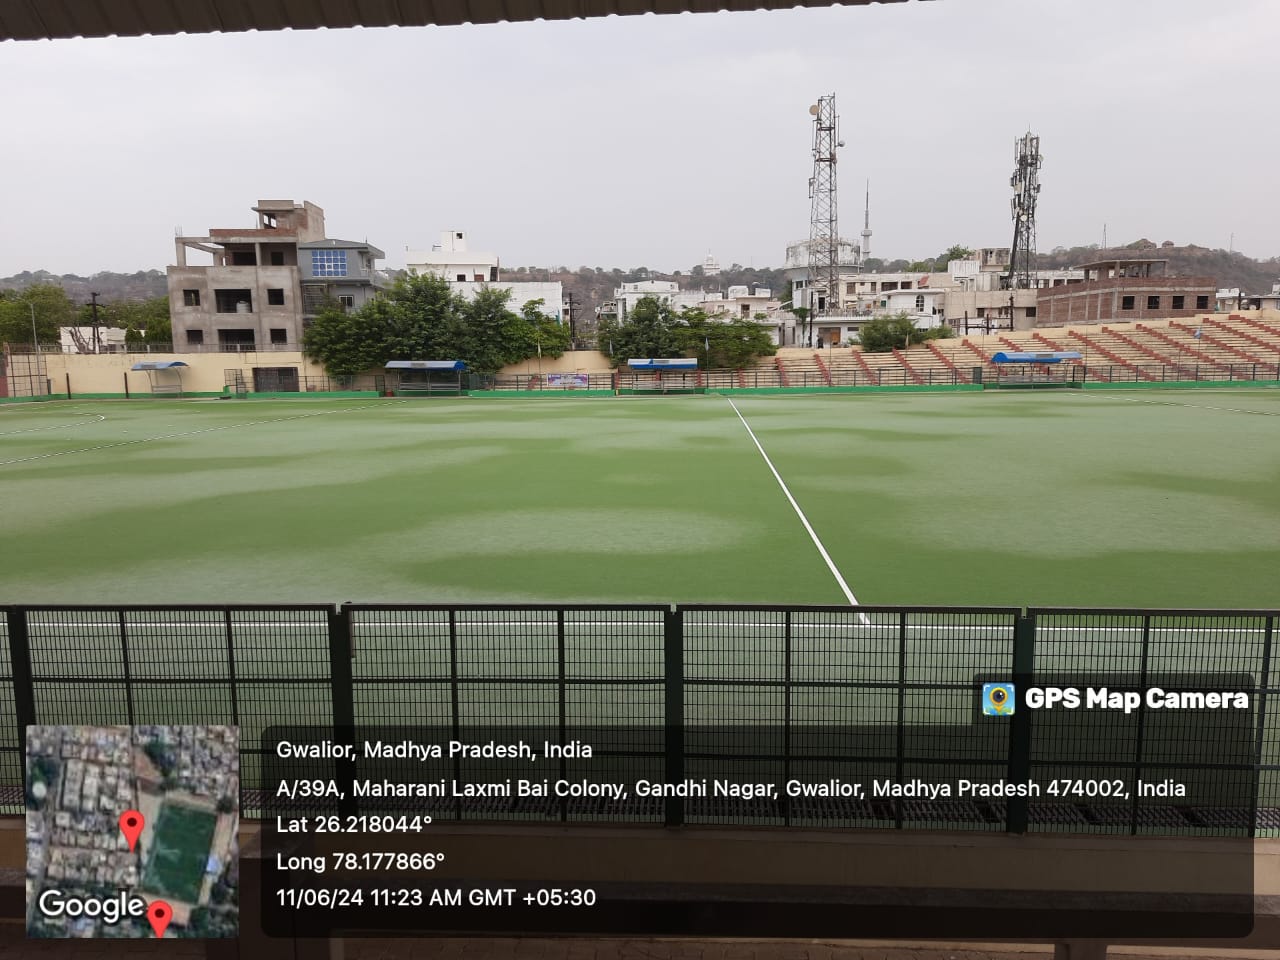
983,683 -> 1016,716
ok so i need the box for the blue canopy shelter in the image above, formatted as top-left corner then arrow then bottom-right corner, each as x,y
991,351 -> 1082,364
988,351 -> 1084,389
130,360 -> 189,396
385,360 -> 467,396
626,358 -> 699,370
619,357 -> 703,395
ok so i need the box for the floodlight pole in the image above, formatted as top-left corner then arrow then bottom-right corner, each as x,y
29,302 -> 38,352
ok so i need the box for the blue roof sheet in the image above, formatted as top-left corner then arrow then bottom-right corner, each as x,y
991,351 -> 1082,364
385,360 -> 466,370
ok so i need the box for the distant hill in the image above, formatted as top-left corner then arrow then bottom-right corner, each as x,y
0,269 -> 168,302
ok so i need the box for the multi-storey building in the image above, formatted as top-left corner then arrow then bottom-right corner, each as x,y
1035,259 -> 1214,326
167,200 -> 384,351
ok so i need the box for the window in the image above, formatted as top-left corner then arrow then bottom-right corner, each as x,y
311,249 -> 348,277
267,288 -> 285,306
1026,307 -> 1037,318
490,267 -> 498,282
338,295 -> 355,310
1147,296 -> 1160,310
915,294 -> 925,312
456,274 -> 467,282
270,328 -> 288,344
1121,296 -> 1135,310
230,250 -> 256,266
1172,296 -> 1185,310
183,289 -> 200,307
218,329 -> 256,348
270,251 -> 285,266
186,329 -> 204,345
1196,295 -> 1210,310
214,289 -> 253,313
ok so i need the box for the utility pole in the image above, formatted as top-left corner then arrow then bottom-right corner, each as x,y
88,291 -> 103,354
564,291 -> 578,344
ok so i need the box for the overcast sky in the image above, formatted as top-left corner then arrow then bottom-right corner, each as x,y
1,0 -> 1275,277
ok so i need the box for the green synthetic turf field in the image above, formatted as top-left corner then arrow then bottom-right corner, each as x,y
141,800 -> 217,904
1,390 -> 1278,608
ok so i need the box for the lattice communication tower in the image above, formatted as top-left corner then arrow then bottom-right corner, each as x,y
807,95 -> 841,319
1006,131 -> 1042,290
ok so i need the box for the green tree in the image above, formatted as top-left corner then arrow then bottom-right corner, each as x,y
857,312 -> 953,352
304,274 -> 560,376
514,299 -> 571,360
677,309 -> 776,369
937,244 -> 975,265
594,296 -> 684,368
0,284 -> 75,345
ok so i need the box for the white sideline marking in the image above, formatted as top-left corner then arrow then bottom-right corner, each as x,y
1076,392 -> 1280,417
725,397 -> 868,624
0,414 -> 105,436
0,401 -> 403,467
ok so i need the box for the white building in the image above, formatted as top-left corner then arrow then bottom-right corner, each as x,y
405,230 -> 565,321
610,280 -> 708,322
696,286 -> 796,346
58,326 -> 128,354
405,230 -> 499,283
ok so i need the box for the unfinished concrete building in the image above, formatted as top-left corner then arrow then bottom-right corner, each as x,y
167,200 -> 384,351
1035,259 -> 1214,327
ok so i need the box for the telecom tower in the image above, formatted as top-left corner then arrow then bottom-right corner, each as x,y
861,180 -> 872,262
807,95 -> 842,329
1006,131 -> 1042,290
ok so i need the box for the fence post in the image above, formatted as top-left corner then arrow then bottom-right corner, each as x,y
1007,610 -> 1035,833
1252,616 -> 1273,838
664,606 -> 684,827
6,609 -> 37,735
328,605 -> 357,818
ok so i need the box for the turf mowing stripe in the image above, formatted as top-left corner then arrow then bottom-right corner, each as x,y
725,397 -> 868,624
0,400 -> 403,467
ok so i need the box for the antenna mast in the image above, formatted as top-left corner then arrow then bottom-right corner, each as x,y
1005,131 -> 1042,291
861,179 -> 872,263
807,94 -> 841,340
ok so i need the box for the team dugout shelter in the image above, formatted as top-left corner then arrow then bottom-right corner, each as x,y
130,360 -> 189,397
620,358 -> 703,395
385,360 -> 467,397
989,351 -> 1083,388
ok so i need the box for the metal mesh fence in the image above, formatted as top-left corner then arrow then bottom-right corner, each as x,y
3,604 -> 1275,831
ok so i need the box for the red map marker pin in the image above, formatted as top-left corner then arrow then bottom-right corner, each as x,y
147,900 -> 172,939
118,810 -> 145,852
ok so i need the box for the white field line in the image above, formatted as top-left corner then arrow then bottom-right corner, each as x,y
0,401 -> 404,467
0,414 -> 105,436
725,397 -> 868,625
1074,392 -> 1280,417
